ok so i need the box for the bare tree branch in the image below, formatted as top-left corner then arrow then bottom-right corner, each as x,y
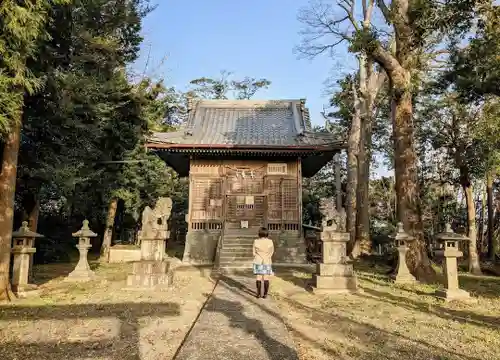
296,0 -> 356,59
376,0 -> 392,23
363,0 -> 375,27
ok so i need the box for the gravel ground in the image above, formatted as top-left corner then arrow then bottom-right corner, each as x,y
270,267 -> 500,360
0,261 -> 216,360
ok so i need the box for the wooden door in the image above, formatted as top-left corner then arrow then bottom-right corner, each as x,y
225,195 -> 266,229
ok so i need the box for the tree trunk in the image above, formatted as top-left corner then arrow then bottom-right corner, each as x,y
346,79 -> 362,255
22,191 -> 40,283
354,65 -> 384,257
23,192 -> 40,232
0,119 -> 22,301
487,170 -> 495,260
391,87 -> 435,281
462,179 -> 482,274
355,110 -> 372,256
100,197 -> 118,263
480,186 -> 486,254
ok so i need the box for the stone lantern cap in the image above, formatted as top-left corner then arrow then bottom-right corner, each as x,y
72,220 -> 98,238
12,221 -> 44,239
436,223 -> 468,248
394,222 -> 414,247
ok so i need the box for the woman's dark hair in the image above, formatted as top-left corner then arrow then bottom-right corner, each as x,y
258,227 -> 269,238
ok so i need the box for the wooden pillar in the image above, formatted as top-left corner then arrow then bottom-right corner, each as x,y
334,152 -> 342,211
187,156 -> 193,232
297,157 -> 303,237
280,177 -> 284,230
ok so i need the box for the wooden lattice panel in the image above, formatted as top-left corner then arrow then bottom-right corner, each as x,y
266,178 -> 282,221
190,178 -> 223,220
282,178 -> 298,221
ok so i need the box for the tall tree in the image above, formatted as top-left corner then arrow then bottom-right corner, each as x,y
99,78 -> 185,261
444,5 -> 500,101
420,90 -> 486,274
0,0 -> 70,300
443,4 -> 500,259
346,0 -> 477,279
17,0 -> 153,264
297,0 -> 386,258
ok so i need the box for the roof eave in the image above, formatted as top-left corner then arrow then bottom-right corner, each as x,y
145,142 -> 346,151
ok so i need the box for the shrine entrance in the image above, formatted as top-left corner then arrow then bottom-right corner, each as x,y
224,194 -> 266,229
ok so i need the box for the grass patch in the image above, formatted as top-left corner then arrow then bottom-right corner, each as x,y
272,264 -> 500,360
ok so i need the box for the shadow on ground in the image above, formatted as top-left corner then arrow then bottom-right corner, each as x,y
174,274 -> 299,360
223,275 -> 487,360
0,302 -> 180,360
205,294 -> 298,360
233,264 -> 500,360
358,275 -> 500,331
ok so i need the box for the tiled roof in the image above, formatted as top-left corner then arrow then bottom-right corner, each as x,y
148,99 -> 343,149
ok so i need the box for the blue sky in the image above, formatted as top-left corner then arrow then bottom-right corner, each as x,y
131,0 -> 357,128
131,0 -> 392,177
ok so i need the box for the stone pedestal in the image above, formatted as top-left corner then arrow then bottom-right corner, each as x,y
11,247 -> 37,294
66,244 -> 96,282
139,229 -> 169,261
125,197 -> 172,290
126,260 -> 171,288
125,230 -> 171,290
312,230 -> 358,294
11,221 -> 44,296
65,220 -> 97,282
434,224 -> 476,303
392,223 -> 417,284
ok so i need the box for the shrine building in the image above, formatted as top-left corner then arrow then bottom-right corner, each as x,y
146,99 -> 344,268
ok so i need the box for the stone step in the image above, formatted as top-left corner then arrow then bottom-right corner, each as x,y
222,241 -> 253,246
219,254 -> 254,262
223,231 -> 259,237
220,248 -> 253,253
218,262 -> 253,269
221,244 -> 252,253
222,240 -> 254,246
222,235 -> 255,241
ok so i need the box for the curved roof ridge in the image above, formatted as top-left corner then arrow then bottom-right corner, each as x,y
195,99 -> 301,108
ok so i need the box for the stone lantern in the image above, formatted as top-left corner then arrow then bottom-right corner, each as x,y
392,222 -> 417,284
11,221 -> 44,296
434,223 -> 474,302
65,220 -> 97,282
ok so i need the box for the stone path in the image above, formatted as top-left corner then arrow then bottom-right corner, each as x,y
174,275 -> 299,360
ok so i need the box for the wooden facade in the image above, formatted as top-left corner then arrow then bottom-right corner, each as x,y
188,158 -> 302,234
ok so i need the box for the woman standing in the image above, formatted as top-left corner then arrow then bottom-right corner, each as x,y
252,227 -> 274,298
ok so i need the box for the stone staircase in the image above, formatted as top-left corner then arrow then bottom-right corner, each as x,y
218,228 -> 258,271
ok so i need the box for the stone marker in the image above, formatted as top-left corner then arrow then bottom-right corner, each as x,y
11,221 -> 44,296
434,223 -> 475,302
311,207 -> 358,293
125,197 -> 172,289
65,220 -> 97,282
392,222 -> 417,284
